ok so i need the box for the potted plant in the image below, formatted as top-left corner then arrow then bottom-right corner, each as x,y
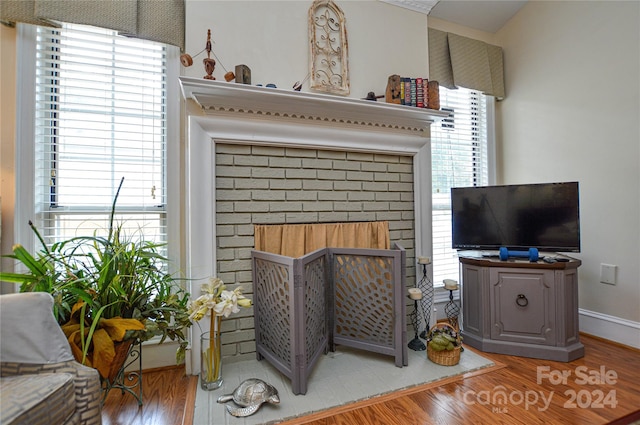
0,178 -> 192,384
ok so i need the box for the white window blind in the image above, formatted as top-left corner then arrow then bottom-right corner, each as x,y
431,87 -> 489,286
33,23 -> 167,248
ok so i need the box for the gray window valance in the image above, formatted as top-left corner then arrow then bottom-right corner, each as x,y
429,28 -> 505,99
0,0 -> 184,51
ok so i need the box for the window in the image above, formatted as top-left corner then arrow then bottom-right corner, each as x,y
431,87 -> 492,286
17,23 -> 179,268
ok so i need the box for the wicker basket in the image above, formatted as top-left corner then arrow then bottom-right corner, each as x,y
426,322 -> 461,366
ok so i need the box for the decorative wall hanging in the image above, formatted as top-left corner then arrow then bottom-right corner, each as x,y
308,0 -> 350,96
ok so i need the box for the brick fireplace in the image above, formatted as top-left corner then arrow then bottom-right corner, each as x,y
180,77 -> 446,375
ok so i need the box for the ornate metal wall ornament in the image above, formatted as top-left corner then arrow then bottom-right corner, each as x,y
308,0 -> 350,96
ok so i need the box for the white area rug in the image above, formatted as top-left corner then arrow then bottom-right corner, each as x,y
193,345 -> 495,425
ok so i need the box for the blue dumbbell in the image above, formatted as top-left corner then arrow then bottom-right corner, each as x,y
499,247 -> 539,262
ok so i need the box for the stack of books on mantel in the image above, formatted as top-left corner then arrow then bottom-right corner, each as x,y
400,77 -> 440,110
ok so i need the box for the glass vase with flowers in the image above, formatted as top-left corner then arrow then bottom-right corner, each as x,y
188,277 -> 251,390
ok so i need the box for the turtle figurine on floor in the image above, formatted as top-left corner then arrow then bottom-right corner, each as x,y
217,378 -> 280,417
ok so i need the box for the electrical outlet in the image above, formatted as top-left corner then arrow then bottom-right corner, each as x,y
600,264 -> 617,285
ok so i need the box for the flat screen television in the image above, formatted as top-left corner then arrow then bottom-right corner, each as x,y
451,182 -> 581,252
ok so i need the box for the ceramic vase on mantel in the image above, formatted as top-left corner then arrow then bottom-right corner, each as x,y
200,316 -> 223,390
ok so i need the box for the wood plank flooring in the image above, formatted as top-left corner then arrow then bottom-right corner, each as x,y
101,333 -> 640,425
101,365 -> 197,425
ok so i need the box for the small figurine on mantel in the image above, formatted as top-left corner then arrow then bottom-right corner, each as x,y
385,74 -> 402,104
203,29 -> 236,81
203,29 -> 216,80
180,29 -> 236,82
235,64 -> 251,85
364,92 -> 384,101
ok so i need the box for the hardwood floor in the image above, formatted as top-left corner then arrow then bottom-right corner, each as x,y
101,365 -> 197,425
102,333 -> 640,425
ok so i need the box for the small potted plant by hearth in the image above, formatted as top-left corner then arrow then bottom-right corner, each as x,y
0,178 -> 192,401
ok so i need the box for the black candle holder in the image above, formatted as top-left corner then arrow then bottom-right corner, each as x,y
445,288 -> 461,331
408,296 -> 426,351
417,262 -> 434,339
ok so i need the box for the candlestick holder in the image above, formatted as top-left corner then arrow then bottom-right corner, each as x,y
444,283 -> 461,331
408,297 -> 426,351
417,260 -> 434,339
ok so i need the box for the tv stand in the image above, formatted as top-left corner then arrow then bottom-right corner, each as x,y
459,254 -> 584,362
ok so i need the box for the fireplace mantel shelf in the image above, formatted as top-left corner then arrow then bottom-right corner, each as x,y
180,77 -> 447,134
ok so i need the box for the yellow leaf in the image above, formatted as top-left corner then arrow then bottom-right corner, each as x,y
100,317 -> 145,342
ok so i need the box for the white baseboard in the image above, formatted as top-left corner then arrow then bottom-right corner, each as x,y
123,339 -> 182,372
579,308 -> 640,349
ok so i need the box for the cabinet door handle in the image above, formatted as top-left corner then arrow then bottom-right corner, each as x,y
516,294 -> 529,307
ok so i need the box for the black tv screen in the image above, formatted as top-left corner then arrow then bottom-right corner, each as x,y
451,182 -> 581,252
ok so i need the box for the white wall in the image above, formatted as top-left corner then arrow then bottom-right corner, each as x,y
495,1 -> 640,327
183,0 -> 429,99
0,24 -> 16,294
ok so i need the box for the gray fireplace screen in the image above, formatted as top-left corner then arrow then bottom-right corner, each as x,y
251,243 -> 407,395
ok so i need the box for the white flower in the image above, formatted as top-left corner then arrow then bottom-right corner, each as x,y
186,277 -> 251,323
187,293 -> 214,321
202,277 -> 225,296
214,290 -> 241,317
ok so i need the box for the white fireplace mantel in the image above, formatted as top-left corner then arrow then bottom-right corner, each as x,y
180,77 -> 448,134
179,77 -> 444,374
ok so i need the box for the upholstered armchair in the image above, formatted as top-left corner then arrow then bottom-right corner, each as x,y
0,292 -> 102,425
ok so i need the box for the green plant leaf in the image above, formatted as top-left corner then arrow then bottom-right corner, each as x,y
11,244 -> 48,275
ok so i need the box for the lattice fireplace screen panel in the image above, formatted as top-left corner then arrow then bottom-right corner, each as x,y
252,243 -> 407,395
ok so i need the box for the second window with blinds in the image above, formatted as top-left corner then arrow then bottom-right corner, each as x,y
431,86 -> 493,286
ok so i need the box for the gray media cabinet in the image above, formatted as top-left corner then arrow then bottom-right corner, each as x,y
459,254 -> 584,362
